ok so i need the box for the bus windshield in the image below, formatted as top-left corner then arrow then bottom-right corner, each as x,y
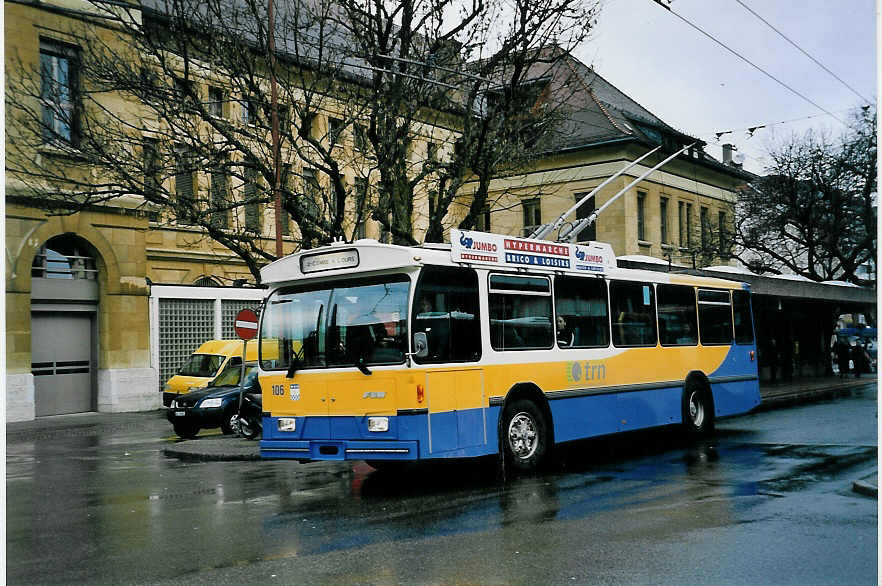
259,274 -> 410,372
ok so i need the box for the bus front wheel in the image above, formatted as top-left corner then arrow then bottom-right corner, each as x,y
682,382 -> 714,438
502,399 -> 549,472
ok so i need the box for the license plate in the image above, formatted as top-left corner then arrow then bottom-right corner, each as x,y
174,410 -> 186,417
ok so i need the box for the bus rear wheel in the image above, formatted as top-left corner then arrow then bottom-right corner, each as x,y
502,399 -> 549,472
682,382 -> 714,438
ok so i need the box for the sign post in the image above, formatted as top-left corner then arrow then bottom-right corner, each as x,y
234,308 -> 260,419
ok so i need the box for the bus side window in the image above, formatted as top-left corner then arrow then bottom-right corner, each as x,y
732,290 -> 754,344
554,275 -> 609,348
657,284 -> 698,346
610,281 -> 657,347
412,266 -> 481,363
488,274 -> 553,351
698,289 -> 734,345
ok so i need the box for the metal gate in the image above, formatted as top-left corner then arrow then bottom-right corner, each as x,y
149,286 -> 265,390
31,312 -> 94,416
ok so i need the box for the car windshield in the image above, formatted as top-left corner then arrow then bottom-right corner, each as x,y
210,362 -> 254,387
177,354 -> 224,377
259,274 -> 410,371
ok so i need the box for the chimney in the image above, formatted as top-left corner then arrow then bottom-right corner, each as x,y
722,143 -> 736,165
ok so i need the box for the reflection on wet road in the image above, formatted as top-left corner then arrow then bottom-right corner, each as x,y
6,386 -> 876,585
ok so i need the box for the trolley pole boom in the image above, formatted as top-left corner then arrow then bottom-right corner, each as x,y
560,142 -> 697,243
529,145 -> 662,240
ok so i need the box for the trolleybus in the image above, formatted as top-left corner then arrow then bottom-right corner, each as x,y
257,230 -> 760,471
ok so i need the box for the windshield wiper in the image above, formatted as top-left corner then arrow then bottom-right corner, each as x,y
286,350 -> 304,379
354,357 -> 372,376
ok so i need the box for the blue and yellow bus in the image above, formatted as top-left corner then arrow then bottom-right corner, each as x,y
257,230 -> 760,471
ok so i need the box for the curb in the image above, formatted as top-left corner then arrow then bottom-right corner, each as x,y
162,436 -> 261,461
852,473 -> 878,498
757,379 -> 875,412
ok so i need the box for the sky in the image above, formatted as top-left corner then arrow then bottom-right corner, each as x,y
575,0 -> 877,174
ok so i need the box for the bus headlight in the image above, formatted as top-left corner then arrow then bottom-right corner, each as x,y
278,418 -> 296,432
367,417 -> 389,432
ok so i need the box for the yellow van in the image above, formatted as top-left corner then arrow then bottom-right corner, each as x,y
162,340 -> 259,406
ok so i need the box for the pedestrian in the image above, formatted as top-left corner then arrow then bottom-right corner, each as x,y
835,337 -> 850,379
767,337 -> 778,384
851,340 -> 865,378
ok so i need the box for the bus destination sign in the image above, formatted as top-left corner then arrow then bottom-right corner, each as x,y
450,229 -> 607,273
300,249 -> 360,274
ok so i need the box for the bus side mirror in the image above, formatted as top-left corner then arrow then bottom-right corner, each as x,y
413,332 -> 429,358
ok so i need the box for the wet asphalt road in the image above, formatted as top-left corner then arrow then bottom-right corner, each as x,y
6,385 -> 877,585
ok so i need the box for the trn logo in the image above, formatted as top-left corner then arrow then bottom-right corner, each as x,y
565,360 -> 607,383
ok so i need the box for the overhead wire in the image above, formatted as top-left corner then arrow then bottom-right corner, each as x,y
732,0 -> 872,105
695,107 -> 861,141
650,0 -> 847,126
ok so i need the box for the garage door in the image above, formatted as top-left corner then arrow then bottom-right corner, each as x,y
31,313 -> 94,416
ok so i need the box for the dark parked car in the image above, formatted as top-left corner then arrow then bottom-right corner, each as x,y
167,363 -> 259,439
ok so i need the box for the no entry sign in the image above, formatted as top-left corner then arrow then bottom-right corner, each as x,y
234,308 -> 259,340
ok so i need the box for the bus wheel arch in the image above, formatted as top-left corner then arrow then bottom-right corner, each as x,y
682,371 -> 715,437
499,383 -> 554,472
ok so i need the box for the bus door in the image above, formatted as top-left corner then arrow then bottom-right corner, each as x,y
426,368 -> 486,453
412,266 -> 484,454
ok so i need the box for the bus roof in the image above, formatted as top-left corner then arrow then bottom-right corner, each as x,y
260,232 -> 748,291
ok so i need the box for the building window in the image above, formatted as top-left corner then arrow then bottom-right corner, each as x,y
678,201 -> 685,247
174,77 -> 196,112
279,164 -> 291,236
300,113 -> 317,138
700,206 -> 710,249
240,97 -> 258,125
660,197 -> 669,244
278,105 -> 291,134
353,177 -> 368,239
243,166 -> 261,233
208,86 -> 225,118
210,162 -> 229,229
718,210 -> 727,253
686,203 -> 693,248
40,39 -> 79,145
301,168 -> 323,224
426,141 -> 438,161
328,117 -> 343,145
475,206 -> 491,232
522,198 -> 541,236
32,235 -> 97,280
354,123 -> 369,152
574,193 -> 596,242
636,191 -> 646,241
174,145 -> 196,224
143,138 -> 160,199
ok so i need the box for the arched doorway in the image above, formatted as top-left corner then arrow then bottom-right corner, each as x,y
30,234 -> 99,416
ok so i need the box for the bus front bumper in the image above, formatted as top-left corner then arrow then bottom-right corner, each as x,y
260,439 -> 419,461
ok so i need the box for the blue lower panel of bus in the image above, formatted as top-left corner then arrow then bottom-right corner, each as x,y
260,377 -> 760,462
261,438 -> 420,461
710,378 -> 762,417
260,411 -> 500,461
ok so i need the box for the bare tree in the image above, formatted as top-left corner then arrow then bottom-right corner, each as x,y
7,0 -> 599,278
732,107 -> 877,284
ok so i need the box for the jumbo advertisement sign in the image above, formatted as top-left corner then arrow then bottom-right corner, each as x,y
450,229 -> 608,273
